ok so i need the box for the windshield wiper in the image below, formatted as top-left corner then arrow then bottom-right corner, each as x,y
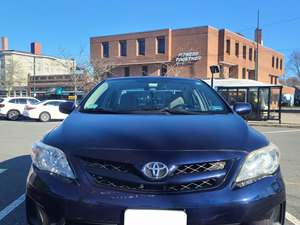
158,108 -> 201,115
81,108 -> 123,114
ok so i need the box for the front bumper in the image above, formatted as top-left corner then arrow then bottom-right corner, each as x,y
26,166 -> 286,225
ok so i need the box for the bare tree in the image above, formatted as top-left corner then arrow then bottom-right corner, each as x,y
88,58 -> 117,82
59,48 -> 117,94
0,58 -> 26,97
288,51 -> 300,79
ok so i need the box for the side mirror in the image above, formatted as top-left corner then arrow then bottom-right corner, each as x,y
59,101 -> 75,114
233,102 -> 252,116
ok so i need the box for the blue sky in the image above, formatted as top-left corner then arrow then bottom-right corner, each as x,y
1,0 -> 300,74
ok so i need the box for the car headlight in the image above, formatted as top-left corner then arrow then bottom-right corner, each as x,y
235,143 -> 280,187
31,141 -> 75,179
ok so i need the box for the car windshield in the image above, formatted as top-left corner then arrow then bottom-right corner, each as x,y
81,78 -> 230,114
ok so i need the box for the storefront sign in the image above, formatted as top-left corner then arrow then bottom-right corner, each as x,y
175,52 -> 201,66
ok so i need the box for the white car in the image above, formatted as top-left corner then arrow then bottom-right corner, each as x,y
0,97 -> 40,120
23,100 -> 68,122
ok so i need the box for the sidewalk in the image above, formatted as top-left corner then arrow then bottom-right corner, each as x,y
248,113 -> 300,128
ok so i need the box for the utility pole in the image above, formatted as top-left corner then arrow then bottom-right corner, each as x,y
255,10 -> 260,81
72,58 -> 77,105
33,56 -> 36,97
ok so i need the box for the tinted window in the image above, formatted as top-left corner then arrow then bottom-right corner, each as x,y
18,99 -> 27,104
0,98 -> 4,103
157,36 -> 165,54
137,38 -> 145,55
82,78 -> 228,114
45,101 -> 61,106
9,99 -> 17,103
142,66 -> 148,76
124,67 -> 130,77
102,42 -> 109,58
28,99 -> 40,104
119,40 -> 127,56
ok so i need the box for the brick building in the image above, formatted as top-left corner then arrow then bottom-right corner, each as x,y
90,26 -> 284,84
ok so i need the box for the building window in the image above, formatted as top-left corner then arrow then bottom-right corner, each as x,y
249,48 -> 253,61
276,58 -> 279,69
124,67 -> 130,76
272,56 -> 275,68
242,68 -> 246,79
270,75 -> 274,84
235,42 -> 239,57
243,46 -> 246,59
226,39 -> 231,54
254,49 -> 257,62
137,38 -> 145,55
102,42 -> 109,58
280,59 -> 283,70
157,36 -> 165,54
142,66 -> 148,76
119,40 -> 127,56
160,65 -> 167,76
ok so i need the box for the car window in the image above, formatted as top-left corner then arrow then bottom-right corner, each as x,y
45,101 -> 61,106
18,99 -> 28,104
28,99 -> 40,104
9,99 -> 17,103
0,98 -> 4,103
81,78 -> 229,114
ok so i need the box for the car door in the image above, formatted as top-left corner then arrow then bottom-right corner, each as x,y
17,98 -> 28,113
45,101 -> 67,120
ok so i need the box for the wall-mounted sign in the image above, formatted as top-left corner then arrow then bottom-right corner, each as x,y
175,52 -> 201,66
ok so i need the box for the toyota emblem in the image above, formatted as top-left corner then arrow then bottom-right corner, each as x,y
142,162 -> 169,180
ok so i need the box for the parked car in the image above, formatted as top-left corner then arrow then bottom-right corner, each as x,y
0,97 -> 40,120
27,77 -> 285,225
23,100 -> 68,122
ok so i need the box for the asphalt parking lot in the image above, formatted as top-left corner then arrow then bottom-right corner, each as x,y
0,120 -> 299,225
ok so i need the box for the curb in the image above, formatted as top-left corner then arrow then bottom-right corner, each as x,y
248,122 -> 300,128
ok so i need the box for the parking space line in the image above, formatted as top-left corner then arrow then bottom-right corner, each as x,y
263,129 -> 300,134
286,212 -> 300,225
0,193 -> 25,222
0,169 -> 7,174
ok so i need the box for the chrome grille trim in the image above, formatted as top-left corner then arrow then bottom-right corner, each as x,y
174,161 -> 226,175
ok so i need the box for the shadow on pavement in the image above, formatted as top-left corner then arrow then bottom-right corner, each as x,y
0,155 -> 31,208
0,155 -> 31,225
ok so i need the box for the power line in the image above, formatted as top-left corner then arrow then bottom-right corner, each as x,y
238,15 -> 300,32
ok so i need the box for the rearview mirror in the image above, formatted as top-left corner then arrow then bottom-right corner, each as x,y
233,102 -> 252,116
59,101 -> 75,114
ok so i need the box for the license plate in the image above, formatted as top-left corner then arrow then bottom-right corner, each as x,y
124,209 -> 187,225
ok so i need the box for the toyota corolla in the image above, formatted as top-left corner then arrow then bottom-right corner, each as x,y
26,76 -> 285,225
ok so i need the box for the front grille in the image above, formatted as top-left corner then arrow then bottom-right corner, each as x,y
91,174 -> 218,193
82,158 -> 228,193
174,161 -> 226,175
83,158 -> 130,173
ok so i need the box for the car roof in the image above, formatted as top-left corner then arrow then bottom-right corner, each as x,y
105,76 -> 202,82
43,99 -> 66,103
4,97 -> 38,100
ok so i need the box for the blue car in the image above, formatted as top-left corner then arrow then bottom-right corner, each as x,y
26,77 -> 285,225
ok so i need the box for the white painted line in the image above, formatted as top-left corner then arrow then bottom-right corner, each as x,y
0,169 -> 7,174
0,193 -> 25,221
286,212 -> 300,225
263,129 -> 300,134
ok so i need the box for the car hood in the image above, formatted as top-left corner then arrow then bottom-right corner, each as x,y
43,111 -> 268,153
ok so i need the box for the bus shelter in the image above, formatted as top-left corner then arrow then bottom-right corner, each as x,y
204,79 -> 283,123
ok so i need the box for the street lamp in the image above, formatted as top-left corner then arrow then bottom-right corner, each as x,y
210,65 -> 220,88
